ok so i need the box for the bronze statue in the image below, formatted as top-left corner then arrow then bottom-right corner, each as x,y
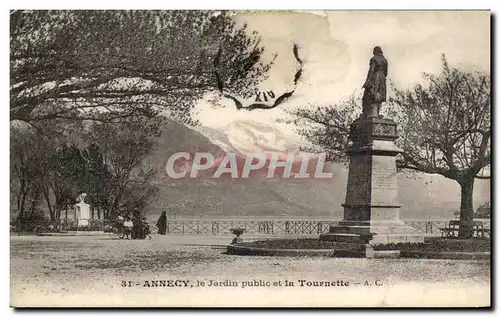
362,46 -> 388,118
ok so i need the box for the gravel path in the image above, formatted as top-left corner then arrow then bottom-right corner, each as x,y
10,235 -> 490,307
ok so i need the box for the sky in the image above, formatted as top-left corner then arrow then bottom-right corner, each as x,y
191,10 -> 490,154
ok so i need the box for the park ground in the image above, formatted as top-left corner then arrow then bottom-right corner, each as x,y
10,234 -> 490,307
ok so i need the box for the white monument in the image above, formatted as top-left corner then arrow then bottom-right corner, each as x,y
75,193 -> 90,227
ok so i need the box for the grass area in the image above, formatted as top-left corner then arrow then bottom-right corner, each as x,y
372,239 -> 491,252
238,238 -> 491,253
239,239 -> 364,250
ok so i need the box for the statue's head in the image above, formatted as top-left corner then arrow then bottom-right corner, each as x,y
76,192 -> 87,204
373,46 -> 383,55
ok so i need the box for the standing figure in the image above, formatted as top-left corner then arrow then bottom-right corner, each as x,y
116,215 -> 125,238
123,217 -> 134,240
156,211 -> 167,235
143,217 -> 152,240
362,46 -> 388,118
131,212 -> 143,239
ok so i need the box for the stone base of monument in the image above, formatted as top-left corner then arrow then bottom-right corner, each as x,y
75,201 -> 91,227
320,115 -> 425,245
320,227 -> 424,245
320,219 -> 424,244
77,219 -> 90,227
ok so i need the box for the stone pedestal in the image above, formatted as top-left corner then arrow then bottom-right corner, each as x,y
75,202 -> 90,227
320,116 -> 423,244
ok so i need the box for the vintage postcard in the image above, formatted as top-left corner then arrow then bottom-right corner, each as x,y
10,10 -> 491,307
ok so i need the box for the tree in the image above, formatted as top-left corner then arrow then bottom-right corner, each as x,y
11,115 -> 160,224
88,116 -> 163,219
78,144 -> 113,219
10,10 -> 272,124
288,57 -> 490,238
43,144 -> 108,221
10,125 -> 41,220
11,120 -> 80,222
43,145 -> 80,221
10,124 -> 56,228
392,57 -> 490,237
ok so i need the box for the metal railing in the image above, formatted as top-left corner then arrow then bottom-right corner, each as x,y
166,220 -> 338,235
164,219 -> 491,236
12,218 -> 491,236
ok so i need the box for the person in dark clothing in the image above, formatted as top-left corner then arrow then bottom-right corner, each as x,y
131,213 -> 142,239
136,217 -> 146,239
156,211 -> 167,235
143,217 -> 152,239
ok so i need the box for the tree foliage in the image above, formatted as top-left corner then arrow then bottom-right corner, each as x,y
10,10 -> 271,124
88,116 -> 163,219
391,57 -> 490,182
282,94 -> 360,163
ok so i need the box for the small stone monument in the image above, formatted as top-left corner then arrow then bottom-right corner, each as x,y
75,193 -> 90,227
320,46 -> 422,245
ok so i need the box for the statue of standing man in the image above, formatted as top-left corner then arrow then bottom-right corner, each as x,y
362,46 -> 388,118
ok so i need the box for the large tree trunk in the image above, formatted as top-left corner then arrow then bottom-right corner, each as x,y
19,185 -> 30,219
55,203 -> 63,221
43,188 -> 55,221
458,177 -> 474,238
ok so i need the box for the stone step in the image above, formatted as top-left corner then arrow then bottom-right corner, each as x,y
319,233 -> 369,243
326,233 -> 360,236
329,225 -> 417,235
329,226 -> 370,234
370,234 -> 425,245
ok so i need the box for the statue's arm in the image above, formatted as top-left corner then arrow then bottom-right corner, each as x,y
385,60 -> 388,77
363,58 -> 376,88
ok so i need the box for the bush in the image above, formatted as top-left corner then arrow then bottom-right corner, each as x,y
11,211 -> 53,232
372,240 -> 490,252
475,207 -> 490,219
240,239 -> 364,250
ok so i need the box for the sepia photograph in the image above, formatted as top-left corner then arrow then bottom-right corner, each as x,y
9,8 -> 491,307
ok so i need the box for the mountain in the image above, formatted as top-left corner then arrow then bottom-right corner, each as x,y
144,119 -> 490,220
